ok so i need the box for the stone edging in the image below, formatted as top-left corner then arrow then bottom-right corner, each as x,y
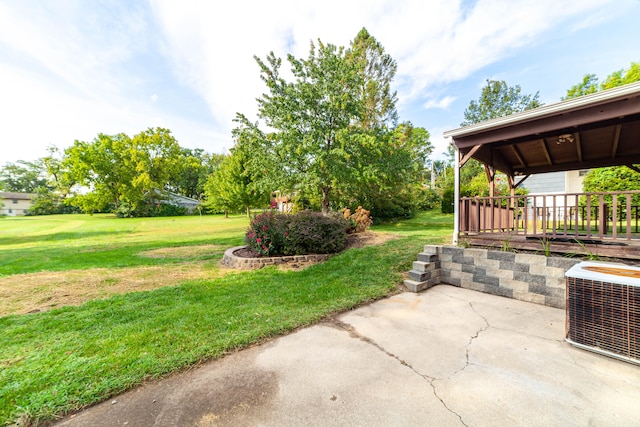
221,246 -> 331,270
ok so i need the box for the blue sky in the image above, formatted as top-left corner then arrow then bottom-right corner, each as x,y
0,0 -> 638,165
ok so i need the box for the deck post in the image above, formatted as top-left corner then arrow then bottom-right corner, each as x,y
453,139 -> 460,244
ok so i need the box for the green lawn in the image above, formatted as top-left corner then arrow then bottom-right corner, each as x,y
0,211 -> 453,426
0,214 -> 248,276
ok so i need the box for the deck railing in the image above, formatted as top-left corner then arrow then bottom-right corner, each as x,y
460,191 -> 640,241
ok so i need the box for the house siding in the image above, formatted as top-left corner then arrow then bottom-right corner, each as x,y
0,192 -> 35,216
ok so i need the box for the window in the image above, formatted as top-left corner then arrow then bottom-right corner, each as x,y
12,199 -> 18,204
578,169 -> 590,177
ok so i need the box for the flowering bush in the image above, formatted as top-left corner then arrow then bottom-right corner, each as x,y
244,210 -> 287,256
245,210 -> 350,257
342,206 -> 373,234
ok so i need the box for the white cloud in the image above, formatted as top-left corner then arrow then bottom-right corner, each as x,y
424,96 -> 457,110
0,0 -> 631,165
150,0 -> 616,124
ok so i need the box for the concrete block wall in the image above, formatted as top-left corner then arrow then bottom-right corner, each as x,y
405,245 -> 580,309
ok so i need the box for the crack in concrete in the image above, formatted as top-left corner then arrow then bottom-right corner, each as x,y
428,302 -> 490,426
465,301 -> 490,368
330,318 -> 469,426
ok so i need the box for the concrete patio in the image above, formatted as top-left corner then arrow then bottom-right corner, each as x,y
57,285 -> 640,426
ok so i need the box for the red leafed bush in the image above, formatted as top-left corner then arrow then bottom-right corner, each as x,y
245,210 -> 350,257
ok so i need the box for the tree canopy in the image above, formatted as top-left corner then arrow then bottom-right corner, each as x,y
63,127 -> 184,215
203,141 -> 268,217
171,149 -> 224,200
232,28 -> 431,216
563,62 -> 640,100
447,79 -> 540,202
461,79 -> 541,126
348,27 -> 399,130
0,160 -> 48,193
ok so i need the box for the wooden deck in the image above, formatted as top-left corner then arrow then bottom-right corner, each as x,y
460,191 -> 640,261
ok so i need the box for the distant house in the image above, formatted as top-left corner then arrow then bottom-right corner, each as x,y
162,192 -> 201,214
0,192 -> 37,216
271,191 -> 294,213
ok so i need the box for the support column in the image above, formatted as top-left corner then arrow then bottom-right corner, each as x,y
453,138 -> 460,245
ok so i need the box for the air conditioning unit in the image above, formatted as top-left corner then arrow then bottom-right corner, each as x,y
565,261 -> 640,365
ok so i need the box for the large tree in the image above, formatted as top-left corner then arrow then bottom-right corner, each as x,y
563,62 -> 639,100
235,39 -> 362,214
203,144 -> 268,217
125,127 -> 182,209
0,160 -> 48,193
235,29 -> 430,216
63,132 -> 135,213
562,74 -> 599,100
337,121 -> 432,218
348,27 -> 399,130
170,149 -> 224,200
63,127 -> 183,214
461,80 -> 541,126
582,166 -> 640,206
601,61 -> 640,90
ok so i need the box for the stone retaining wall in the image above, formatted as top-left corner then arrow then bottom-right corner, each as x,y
405,245 -> 580,309
221,246 -> 331,270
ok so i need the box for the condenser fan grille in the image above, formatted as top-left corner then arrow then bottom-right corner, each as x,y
566,276 -> 640,363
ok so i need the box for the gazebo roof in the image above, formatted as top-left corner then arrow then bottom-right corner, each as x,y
444,81 -> 640,176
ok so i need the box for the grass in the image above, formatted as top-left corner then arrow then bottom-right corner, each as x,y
0,211 -> 453,426
0,214 -> 248,275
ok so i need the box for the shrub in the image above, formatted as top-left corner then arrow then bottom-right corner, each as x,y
342,206 -> 373,234
245,210 -> 350,256
441,189 -> 454,214
417,187 -> 441,211
369,195 -> 417,220
245,210 -> 287,256
285,210 -> 350,255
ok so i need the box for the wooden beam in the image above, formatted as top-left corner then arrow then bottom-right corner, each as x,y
512,154 -> 640,174
484,164 -> 495,182
611,124 -> 622,158
513,174 -> 531,188
452,98 -> 640,149
509,144 -> 526,168
540,139 -> 553,165
459,145 -> 481,167
575,132 -> 583,162
484,164 -> 495,198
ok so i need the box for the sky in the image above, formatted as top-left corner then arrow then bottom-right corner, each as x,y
0,0 -> 638,165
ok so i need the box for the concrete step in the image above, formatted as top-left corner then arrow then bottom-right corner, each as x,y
403,278 -> 439,292
412,261 -> 429,272
423,245 -> 441,255
417,252 -> 438,263
408,268 -> 441,282
412,260 -> 441,272
406,246 -> 442,293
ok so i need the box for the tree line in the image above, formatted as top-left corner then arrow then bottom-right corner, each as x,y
0,30 -> 637,218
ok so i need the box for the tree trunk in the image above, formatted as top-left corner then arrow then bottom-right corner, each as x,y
321,186 -> 331,215
246,206 -> 251,217
224,209 -> 228,218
